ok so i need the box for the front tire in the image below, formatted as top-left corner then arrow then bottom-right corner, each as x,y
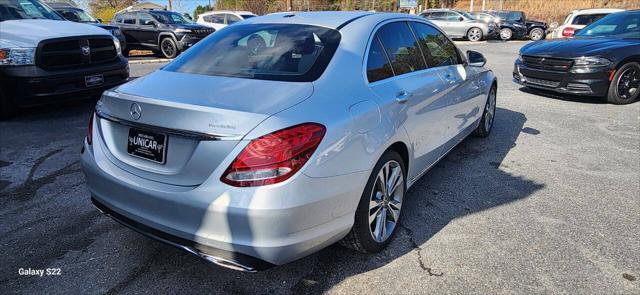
160,37 -> 178,59
500,28 -> 513,40
607,62 -> 640,104
473,84 -> 497,137
467,27 -> 484,42
529,28 -> 545,41
340,150 -> 406,253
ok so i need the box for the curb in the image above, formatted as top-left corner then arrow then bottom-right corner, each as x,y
128,58 -> 173,64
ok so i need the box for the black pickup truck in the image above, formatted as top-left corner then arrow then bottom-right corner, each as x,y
484,10 -> 548,41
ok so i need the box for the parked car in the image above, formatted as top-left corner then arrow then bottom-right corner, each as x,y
548,8 -> 624,39
82,11 -> 497,271
111,9 -> 215,58
196,10 -> 256,30
0,0 -> 128,118
469,11 -> 500,26
484,10 -> 547,41
48,2 -> 127,51
420,9 -> 496,41
514,10 -> 639,104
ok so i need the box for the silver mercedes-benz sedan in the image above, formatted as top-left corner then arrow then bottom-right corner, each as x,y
81,11 -> 497,272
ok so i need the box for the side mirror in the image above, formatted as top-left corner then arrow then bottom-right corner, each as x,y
467,50 -> 486,67
459,16 -> 464,22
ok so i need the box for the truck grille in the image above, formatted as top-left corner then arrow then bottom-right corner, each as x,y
37,36 -> 117,70
192,28 -> 215,38
522,55 -> 573,72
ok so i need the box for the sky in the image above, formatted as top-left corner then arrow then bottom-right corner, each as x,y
149,0 -> 215,15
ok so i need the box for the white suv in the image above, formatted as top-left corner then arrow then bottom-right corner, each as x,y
196,10 -> 256,30
549,8 -> 624,39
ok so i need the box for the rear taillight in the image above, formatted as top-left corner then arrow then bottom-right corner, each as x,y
221,123 -> 326,187
562,27 -> 575,37
87,112 -> 94,145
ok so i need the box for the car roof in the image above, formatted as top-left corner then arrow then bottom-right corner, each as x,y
570,8 -> 625,14
199,10 -> 255,16
239,11 -> 427,30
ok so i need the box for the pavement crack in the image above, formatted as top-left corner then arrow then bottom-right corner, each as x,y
399,222 -> 444,277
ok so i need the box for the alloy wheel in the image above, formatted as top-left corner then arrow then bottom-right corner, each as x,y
484,87 -> 497,131
369,160 -> 404,243
530,29 -> 543,41
617,67 -> 640,100
468,28 -> 482,42
500,28 -> 512,40
161,39 -> 175,58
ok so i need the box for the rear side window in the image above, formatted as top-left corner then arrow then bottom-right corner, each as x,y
164,24 -> 341,82
123,13 -> 135,24
376,22 -> 426,76
572,14 -> 608,25
367,36 -> 394,82
411,22 -> 461,67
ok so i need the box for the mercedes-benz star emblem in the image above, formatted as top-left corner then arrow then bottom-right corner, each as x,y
81,45 -> 91,56
129,103 -> 142,120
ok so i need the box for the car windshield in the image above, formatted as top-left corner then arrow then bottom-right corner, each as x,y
150,11 -> 192,24
575,12 -> 640,39
496,11 -> 522,22
58,8 -> 97,23
164,24 -> 341,82
0,0 -> 62,21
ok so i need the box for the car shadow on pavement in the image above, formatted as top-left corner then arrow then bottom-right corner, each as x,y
517,86 -> 608,104
88,107 -> 545,294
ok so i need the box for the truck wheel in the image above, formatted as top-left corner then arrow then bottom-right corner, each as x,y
500,28 -> 513,40
160,37 -> 178,59
0,87 -> 18,120
529,28 -> 545,41
607,62 -> 640,105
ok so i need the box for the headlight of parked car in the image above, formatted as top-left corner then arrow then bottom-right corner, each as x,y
0,48 -> 36,66
175,28 -> 192,33
573,56 -> 611,67
112,37 -> 122,55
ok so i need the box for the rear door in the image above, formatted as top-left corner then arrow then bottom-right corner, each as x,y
365,21 -> 450,179
411,22 -> 485,153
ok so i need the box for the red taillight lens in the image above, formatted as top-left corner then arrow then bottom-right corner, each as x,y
221,123 -> 326,187
87,112 -> 94,145
562,27 -> 575,37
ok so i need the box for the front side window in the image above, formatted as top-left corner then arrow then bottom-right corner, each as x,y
164,24 -> 341,82
123,13 -> 135,24
376,22 -> 426,76
367,36 -> 394,82
138,13 -> 154,26
576,12 -> 639,38
445,12 -> 461,21
0,0 -> 62,21
410,22 -> 461,67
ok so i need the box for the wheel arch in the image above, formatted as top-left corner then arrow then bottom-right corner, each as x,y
157,32 -> 178,46
385,141 -> 410,176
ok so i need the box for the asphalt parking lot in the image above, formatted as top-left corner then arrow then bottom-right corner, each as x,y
1,41 -> 638,294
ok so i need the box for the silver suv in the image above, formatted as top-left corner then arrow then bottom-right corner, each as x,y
420,9 -> 496,41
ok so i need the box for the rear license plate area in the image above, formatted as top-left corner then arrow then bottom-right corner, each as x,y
127,128 -> 167,164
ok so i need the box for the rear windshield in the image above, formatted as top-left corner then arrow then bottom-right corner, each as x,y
164,24 -> 341,82
0,0 -> 62,21
576,12 -> 639,39
572,14 -> 608,25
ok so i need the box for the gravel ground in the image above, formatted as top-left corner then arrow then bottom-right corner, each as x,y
0,41 -> 638,295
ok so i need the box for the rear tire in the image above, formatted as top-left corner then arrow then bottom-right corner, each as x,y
160,37 -> 178,59
607,62 -> 640,104
473,84 -> 497,137
340,150 -> 406,253
467,27 -> 484,42
500,28 -> 513,40
529,28 -> 545,41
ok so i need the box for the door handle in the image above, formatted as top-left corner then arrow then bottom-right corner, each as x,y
396,90 -> 411,103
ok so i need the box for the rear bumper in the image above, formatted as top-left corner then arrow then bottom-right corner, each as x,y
513,60 -> 610,97
80,129 -> 366,269
0,57 -> 129,107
